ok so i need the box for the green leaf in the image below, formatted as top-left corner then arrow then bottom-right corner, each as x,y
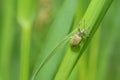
0,0 -> 15,80
17,0 -> 37,80
54,0 -> 113,80
32,0 -> 77,80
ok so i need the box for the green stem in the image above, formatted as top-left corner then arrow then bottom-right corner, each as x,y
20,24 -> 31,80
17,0 -> 34,79
54,0 -> 113,80
0,0 -> 14,80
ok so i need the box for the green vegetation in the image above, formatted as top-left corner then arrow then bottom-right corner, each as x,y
0,0 -> 120,80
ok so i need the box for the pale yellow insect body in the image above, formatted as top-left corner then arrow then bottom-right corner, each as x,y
70,28 -> 87,46
70,34 -> 82,46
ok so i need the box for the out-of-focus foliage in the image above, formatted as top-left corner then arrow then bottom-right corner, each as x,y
0,0 -> 119,80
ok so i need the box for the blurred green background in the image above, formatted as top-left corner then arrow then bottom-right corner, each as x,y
0,0 -> 120,80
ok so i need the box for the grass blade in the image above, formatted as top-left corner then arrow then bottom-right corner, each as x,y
0,0 -> 14,80
17,0 -> 36,80
54,0 -> 113,80
32,0 -> 77,80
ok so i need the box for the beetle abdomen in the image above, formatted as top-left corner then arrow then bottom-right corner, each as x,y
70,34 -> 82,46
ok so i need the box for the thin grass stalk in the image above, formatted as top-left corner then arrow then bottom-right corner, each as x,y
20,24 -> 31,80
17,0 -> 34,79
0,0 -> 14,80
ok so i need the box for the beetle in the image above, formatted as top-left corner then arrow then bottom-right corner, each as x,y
70,28 -> 85,46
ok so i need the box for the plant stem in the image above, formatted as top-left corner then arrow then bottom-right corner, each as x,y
20,24 -> 31,80
0,0 -> 14,80
17,0 -> 34,79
